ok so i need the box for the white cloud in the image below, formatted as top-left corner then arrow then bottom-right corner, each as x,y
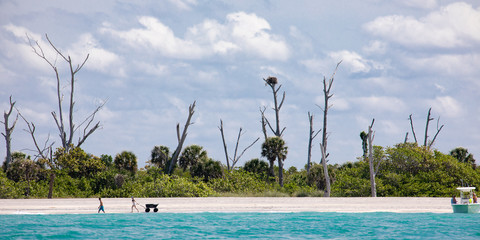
101,12 -> 289,61
69,34 -> 124,76
226,12 -> 290,60
330,97 -> 350,111
355,96 -> 407,113
168,0 -> 197,10
328,50 -> 384,74
362,40 -> 387,55
102,16 -> 207,59
427,96 -> 464,118
134,62 -> 169,77
364,2 -> 480,48
404,53 -> 480,78
300,58 -> 331,74
399,0 -> 437,9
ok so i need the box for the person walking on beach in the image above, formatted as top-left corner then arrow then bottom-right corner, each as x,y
98,198 -> 105,213
131,197 -> 139,213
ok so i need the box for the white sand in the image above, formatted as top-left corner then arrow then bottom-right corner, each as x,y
0,197 -> 452,214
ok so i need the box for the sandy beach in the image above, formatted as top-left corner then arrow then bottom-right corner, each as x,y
0,197 -> 452,214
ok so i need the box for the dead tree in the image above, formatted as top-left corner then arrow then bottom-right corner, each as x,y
218,119 -> 260,170
262,76 -> 286,137
1,96 -> 18,168
317,61 -> 341,197
22,34 -> 105,198
262,77 -> 286,184
408,114 -> 417,143
367,119 -> 381,197
18,111 -> 55,198
407,108 -> 444,149
168,101 -> 196,174
307,112 -> 320,174
259,107 -> 268,141
27,34 -> 105,154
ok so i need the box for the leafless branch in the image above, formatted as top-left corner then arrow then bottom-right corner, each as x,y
428,116 -> 444,148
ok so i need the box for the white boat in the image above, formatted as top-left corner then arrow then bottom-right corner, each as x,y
451,187 -> 480,213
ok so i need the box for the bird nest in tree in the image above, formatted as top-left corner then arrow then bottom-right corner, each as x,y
266,76 -> 278,85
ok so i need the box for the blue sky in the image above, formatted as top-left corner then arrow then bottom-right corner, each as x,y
1,0 -> 479,169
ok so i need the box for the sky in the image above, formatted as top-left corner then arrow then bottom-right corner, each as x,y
1,0 -> 479,169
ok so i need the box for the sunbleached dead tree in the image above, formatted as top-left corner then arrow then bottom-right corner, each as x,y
367,119 -> 381,197
27,34 -> 106,154
17,111 -> 55,198
168,101 -> 196,174
262,76 -> 287,184
22,34 -> 105,198
317,61 -> 341,197
306,112 -> 320,174
218,119 -> 260,171
407,108 -> 444,149
262,77 -> 286,137
1,96 -> 18,168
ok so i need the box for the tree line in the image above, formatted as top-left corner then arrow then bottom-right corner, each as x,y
1,34 -> 478,199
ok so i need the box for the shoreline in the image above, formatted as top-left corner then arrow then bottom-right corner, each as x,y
0,197 -> 452,215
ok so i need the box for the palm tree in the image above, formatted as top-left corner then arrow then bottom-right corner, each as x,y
150,145 -> 170,169
450,147 -> 476,168
179,145 -> 208,171
114,151 -> 138,173
261,137 -> 288,186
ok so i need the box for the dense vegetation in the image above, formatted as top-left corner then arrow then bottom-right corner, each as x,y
1,143 -> 478,199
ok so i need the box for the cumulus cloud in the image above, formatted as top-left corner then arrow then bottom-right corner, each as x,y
364,2 -> 480,48
427,96 -> 464,118
362,40 -> 387,55
355,96 -> 407,113
404,53 -> 480,78
101,12 -> 290,61
3,25 -> 123,76
168,0 -> 197,10
69,34 -> 124,76
398,0 -> 437,9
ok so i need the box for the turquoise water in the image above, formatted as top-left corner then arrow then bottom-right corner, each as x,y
1,212 -> 479,239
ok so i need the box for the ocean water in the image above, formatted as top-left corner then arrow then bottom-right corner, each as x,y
1,212 -> 479,239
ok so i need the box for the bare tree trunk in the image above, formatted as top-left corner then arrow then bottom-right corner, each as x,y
168,101 -> 196,174
278,157 -> 284,187
318,61 -> 341,197
1,96 -> 18,168
424,108 -> 433,147
263,77 -> 286,137
219,120 -> 259,170
260,107 -> 268,141
319,142 -> 330,196
307,112 -> 320,174
428,118 -> 444,149
218,120 -> 230,170
48,171 -> 55,199
368,119 -> 376,197
409,114 -> 418,144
